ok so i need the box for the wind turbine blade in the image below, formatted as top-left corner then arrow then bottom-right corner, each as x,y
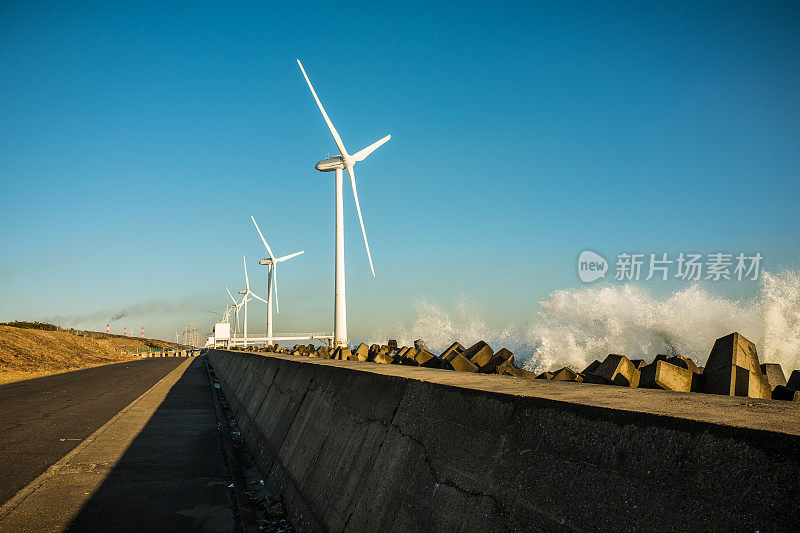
243,255 -> 250,290
276,251 -> 304,262
249,291 -> 268,305
226,287 -> 237,304
251,216 -> 275,261
353,135 -> 391,162
346,165 -> 375,276
296,59 -> 349,158
273,267 -> 279,314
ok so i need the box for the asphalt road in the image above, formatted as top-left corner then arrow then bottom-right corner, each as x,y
0,358 -> 185,505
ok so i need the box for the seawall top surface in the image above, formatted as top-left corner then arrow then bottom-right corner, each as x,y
221,350 -> 800,436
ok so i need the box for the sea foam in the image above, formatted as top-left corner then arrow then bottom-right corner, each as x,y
367,270 -> 800,374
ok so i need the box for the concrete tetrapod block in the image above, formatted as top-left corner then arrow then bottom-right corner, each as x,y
440,341 -> 465,362
400,349 -> 420,366
396,347 -> 410,360
704,365 -> 771,399
463,341 -> 492,361
760,363 -> 787,390
478,348 -> 514,374
334,347 -> 354,361
595,354 -> 641,387
536,371 -> 555,380
551,367 -> 580,382
387,339 -> 398,349
497,348 -> 515,366
501,366 -> 537,379
580,372 -> 612,385
704,332 -> 761,375
630,359 -> 647,370
667,355 -> 701,375
368,344 -> 381,360
355,343 -> 370,362
639,361 -> 694,392
737,369 -> 772,399
786,370 -> 800,391
494,361 -> 514,376
495,360 -> 514,375
449,353 -> 478,373
468,346 -> 495,369
772,385 -> 800,401
582,360 -> 601,375
414,349 -> 441,368
373,352 -> 393,365
438,359 -> 454,371
413,339 -> 427,351
702,332 -> 770,399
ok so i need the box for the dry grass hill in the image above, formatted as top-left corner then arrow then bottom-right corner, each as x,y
0,322 -> 188,384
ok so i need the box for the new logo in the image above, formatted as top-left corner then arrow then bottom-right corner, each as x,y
578,250 -> 608,283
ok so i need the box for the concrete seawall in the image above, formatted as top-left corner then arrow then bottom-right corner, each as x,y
206,349 -> 800,532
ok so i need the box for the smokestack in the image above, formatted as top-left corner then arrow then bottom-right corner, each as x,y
141,326 -> 144,338
123,326 -> 127,336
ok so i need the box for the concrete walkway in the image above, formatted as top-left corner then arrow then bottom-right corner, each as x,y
0,357 -> 237,532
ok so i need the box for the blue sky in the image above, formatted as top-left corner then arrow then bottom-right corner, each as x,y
1,1 -> 799,343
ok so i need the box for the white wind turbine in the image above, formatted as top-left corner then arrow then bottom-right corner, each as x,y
214,304 -> 234,324
237,255 -> 267,347
226,287 -> 243,334
251,216 -> 304,346
297,59 -> 390,348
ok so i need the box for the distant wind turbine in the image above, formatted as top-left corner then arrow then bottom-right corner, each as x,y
237,255 -> 267,347
297,59 -> 390,348
226,287 -> 243,334
251,216 -> 304,346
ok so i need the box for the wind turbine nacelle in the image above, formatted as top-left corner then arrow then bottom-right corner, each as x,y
315,155 -> 345,172
238,290 -> 247,295
259,258 -> 275,265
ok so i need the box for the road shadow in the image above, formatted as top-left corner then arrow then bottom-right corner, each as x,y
66,358 -> 237,532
